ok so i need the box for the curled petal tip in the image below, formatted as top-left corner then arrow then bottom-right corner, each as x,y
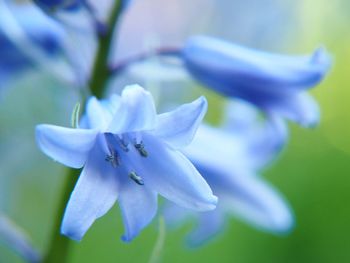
269,207 -> 295,234
312,46 -> 332,66
205,195 -> 219,210
121,235 -> 132,243
192,195 -> 218,212
60,225 -> 83,242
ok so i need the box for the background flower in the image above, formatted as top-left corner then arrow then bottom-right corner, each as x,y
181,36 -> 331,127
164,101 -> 292,246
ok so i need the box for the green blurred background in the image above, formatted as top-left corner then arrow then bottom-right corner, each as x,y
0,0 -> 350,262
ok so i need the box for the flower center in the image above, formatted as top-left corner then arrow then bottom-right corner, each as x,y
104,132 -> 147,185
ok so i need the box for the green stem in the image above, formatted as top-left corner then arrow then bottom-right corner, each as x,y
43,169 -> 79,263
44,1 -> 123,262
148,217 -> 166,263
89,0 -> 123,99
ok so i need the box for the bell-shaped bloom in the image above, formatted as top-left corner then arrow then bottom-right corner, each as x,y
182,36 -> 332,127
0,2 -> 65,87
164,102 -> 293,246
36,85 -> 217,242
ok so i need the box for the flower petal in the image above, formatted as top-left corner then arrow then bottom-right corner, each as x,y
219,171 -> 294,233
182,36 -> 330,125
187,210 -> 226,247
34,0 -> 81,11
184,124 -> 253,173
162,202 -> 225,245
183,36 -> 331,92
61,140 -> 119,241
162,202 -> 192,228
85,95 -> 121,130
152,96 -> 207,149
118,183 -> 158,242
223,101 -> 288,169
107,85 -> 157,133
35,124 -> 98,168
184,123 -> 293,233
224,101 -> 288,169
247,114 -> 288,169
128,133 -> 217,211
267,92 -> 320,128
85,97 -> 111,130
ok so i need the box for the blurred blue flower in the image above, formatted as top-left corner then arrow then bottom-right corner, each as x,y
0,2 -> 65,87
122,0 -> 134,9
33,0 -> 81,11
182,36 -> 332,127
164,102 -> 293,246
0,215 -> 40,263
36,85 -> 217,242
34,0 -> 132,12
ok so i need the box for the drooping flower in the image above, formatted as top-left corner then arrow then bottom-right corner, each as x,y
181,36 -> 332,127
164,101 -> 293,246
36,85 -> 217,242
0,2 -> 66,87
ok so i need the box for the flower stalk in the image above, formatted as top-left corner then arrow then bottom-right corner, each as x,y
43,1 -> 124,262
89,0 -> 123,99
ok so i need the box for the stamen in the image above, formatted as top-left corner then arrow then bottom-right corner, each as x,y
134,141 -> 148,157
129,172 -> 144,185
105,149 -> 120,167
104,133 -> 121,167
118,138 -> 129,152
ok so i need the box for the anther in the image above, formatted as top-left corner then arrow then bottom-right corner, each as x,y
105,149 -> 120,167
134,141 -> 148,157
129,172 -> 144,185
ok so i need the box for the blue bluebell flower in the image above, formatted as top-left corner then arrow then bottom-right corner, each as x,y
182,36 -> 332,127
36,85 -> 217,242
164,102 -> 293,246
33,0 -> 82,12
0,2 -> 65,87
